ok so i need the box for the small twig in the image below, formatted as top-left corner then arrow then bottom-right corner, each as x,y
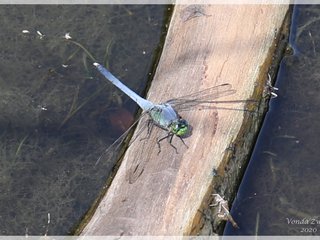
15,134 -> 29,156
255,212 -> 260,235
104,37 -> 114,69
266,73 -> 279,98
44,212 -> 51,236
65,39 -> 96,62
210,194 -> 239,229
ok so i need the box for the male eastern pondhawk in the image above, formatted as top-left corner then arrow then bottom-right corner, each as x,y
93,62 -> 238,165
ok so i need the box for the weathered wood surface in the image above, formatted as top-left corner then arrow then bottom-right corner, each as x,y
81,4 -> 289,235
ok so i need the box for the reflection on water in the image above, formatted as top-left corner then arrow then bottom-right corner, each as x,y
0,5 -> 168,235
224,5 -> 320,235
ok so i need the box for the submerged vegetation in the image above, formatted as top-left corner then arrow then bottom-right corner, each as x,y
0,5 -> 168,234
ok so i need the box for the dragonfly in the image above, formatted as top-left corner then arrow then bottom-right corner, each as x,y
93,62 -> 237,165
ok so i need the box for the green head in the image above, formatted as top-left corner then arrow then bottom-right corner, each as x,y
171,119 -> 191,137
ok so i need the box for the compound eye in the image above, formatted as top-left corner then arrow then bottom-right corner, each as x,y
175,119 -> 189,136
179,119 -> 187,127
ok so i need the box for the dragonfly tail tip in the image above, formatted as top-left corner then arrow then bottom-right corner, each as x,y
93,62 -> 100,67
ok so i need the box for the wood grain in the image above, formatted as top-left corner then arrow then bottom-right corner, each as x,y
80,4 -> 289,235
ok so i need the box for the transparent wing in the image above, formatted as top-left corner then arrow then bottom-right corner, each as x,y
126,116 -> 155,184
94,111 -> 149,166
166,83 -> 237,112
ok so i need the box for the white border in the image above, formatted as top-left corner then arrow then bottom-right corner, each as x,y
4,236 -> 320,239
0,0 -> 316,4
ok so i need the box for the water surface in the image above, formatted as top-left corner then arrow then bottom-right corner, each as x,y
0,5 -> 169,235
224,5 -> 320,235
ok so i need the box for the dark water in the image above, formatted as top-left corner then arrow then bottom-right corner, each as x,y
224,5 -> 320,236
0,5 -> 168,235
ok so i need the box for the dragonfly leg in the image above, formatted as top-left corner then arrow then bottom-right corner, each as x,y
140,119 -> 154,142
157,132 -> 178,154
157,134 -> 166,154
168,134 -> 178,154
178,136 -> 189,149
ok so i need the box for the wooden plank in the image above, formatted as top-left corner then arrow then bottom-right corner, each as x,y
80,4 -> 289,235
